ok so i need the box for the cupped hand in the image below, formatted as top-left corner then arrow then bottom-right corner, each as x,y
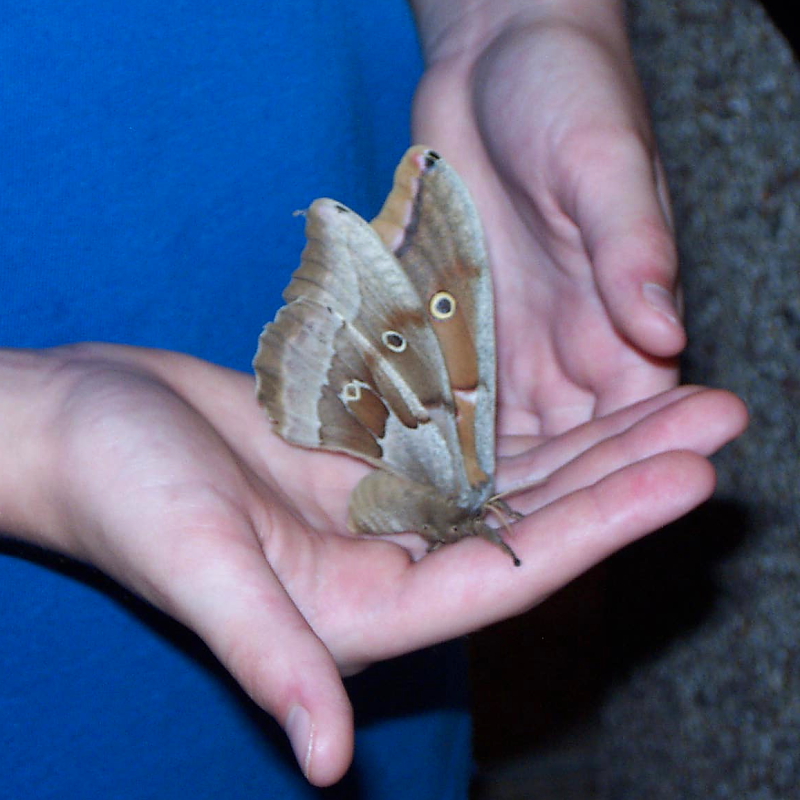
412,2 -> 684,431
11,345 -> 746,786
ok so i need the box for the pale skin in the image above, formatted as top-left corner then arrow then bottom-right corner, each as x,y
0,0 -> 747,789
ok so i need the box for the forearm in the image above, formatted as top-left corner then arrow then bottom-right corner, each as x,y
409,0 -> 629,63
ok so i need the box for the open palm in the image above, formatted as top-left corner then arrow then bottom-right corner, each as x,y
29,344 -> 745,786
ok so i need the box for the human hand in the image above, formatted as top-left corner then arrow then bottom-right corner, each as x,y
412,0 -> 683,430
0,345 -> 746,786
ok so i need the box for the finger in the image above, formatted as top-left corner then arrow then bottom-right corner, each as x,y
570,136 -> 686,361
372,449 -> 717,655
510,388 -> 747,514
358,387 -> 747,655
499,387 -> 747,497
498,384 -> 701,487
127,508 -> 355,788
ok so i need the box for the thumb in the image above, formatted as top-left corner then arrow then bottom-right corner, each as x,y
142,517 -> 354,787
573,139 -> 686,360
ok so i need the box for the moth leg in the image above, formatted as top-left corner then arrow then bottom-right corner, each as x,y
489,497 -> 525,522
482,504 -> 522,567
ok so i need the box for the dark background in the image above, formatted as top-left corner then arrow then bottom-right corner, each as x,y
471,3 -> 800,798
763,1 -> 798,53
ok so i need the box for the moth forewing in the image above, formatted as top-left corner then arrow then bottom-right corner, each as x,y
254,146 -> 521,565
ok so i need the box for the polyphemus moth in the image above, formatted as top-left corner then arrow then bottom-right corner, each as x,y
253,146 -> 521,565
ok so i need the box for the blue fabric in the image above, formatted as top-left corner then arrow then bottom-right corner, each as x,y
0,3 -> 472,797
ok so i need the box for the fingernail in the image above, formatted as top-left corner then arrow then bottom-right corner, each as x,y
286,704 -> 314,780
643,282 -> 680,324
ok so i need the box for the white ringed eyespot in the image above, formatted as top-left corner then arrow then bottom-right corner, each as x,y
342,381 -> 363,401
429,291 -> 456,320
381,330 -> 407,352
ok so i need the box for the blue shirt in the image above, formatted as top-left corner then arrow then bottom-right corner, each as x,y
0,3 -> 471,797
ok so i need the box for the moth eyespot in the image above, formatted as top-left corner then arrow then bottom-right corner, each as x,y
381,330 -> 407,352
342,381 -> 362,402
429,291 -> 456,320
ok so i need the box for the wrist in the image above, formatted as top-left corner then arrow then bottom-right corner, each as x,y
0,347 -> 94,555
410,0 -> 628,66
